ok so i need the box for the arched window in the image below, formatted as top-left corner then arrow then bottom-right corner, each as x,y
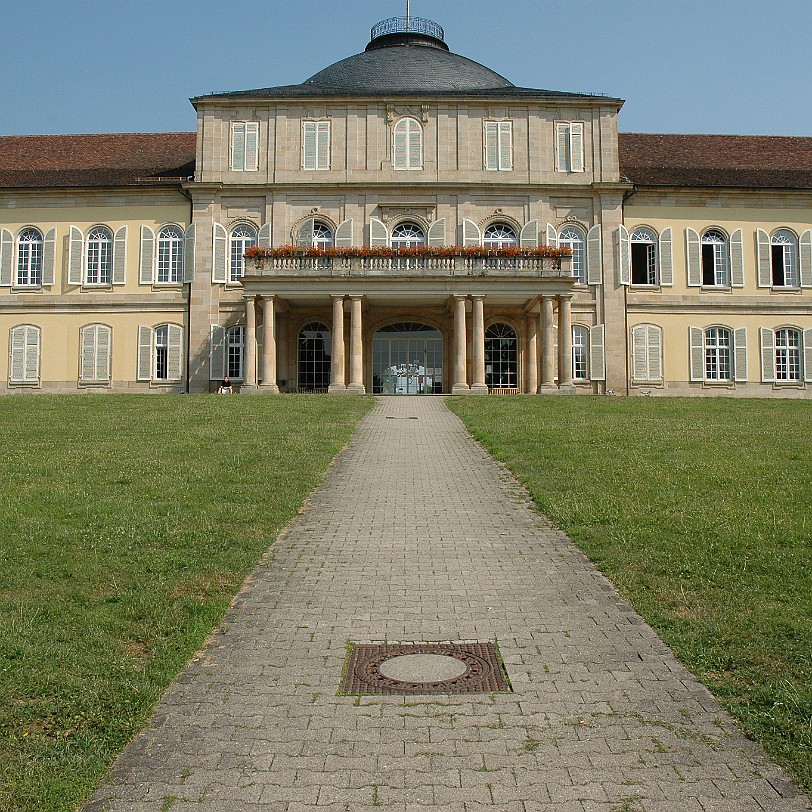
390,222 -> 426,249
298,322 -> 332,391
229,224 -> 257,282
775,327 -> 802,381
572,325 -> 589,380
16,228 -> 43,287
771,229 -> 799,287
312,222 -> 334,249
630,226 -> 657,286
156,225 -> 184,284
483,224 -> 518,250
485,323 -> 518,389
393,117 -> 422,170
86,226 -> 113,285
701,229 -> 729,286
559,226 -> 586,283
704,326 -> 732,381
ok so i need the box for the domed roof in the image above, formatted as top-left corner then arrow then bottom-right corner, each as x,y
304,17 -> 514,93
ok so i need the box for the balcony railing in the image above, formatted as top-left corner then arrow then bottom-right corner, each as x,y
371,17 -> 444,42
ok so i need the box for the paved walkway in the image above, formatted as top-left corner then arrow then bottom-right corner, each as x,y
87,397 -> 810,812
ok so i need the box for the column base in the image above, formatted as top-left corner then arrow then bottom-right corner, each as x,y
257,383 -> 280,394
328,383 -> 348,393
346,383 -> 366,394
539,383 -> 559,394
451,383 -> 471,395
239,383 -> 259,395
557,382 -> 577,394
469,383 -> 489,395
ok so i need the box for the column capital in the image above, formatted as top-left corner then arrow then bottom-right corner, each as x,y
330,293 -> 346,300
557,293 -> 574,303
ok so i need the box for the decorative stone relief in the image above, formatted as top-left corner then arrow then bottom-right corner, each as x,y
386,104 -> 429,124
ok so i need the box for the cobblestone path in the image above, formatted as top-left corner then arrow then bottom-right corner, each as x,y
86,397 -> 810,812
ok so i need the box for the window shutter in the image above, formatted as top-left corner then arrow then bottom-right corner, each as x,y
258,222 -> 271,248
462,218 -> 481,247
631,326 -> 647,382
244,122 -> 259,171
760,328 -> 775,383
658,227 -> 673,286
756,228 -> 771,287
209,325 -> 226,381
648,325 -> 662,381
212,223 -> 227,283
393,120 -> 408,170
96,324 -> 111,382
369,217 -> 388,247
231,122 -> 246,171
799,229 -> 812,287
316,121 -> 330,169
484,121 -> 498,170
296,217 -> 315,247
167,324 -> 183,381
69,225 -> 84,285
728,228 -> 744,287
589,324 -> 605,381
408,121 -> 422,169
617,224 -> 630,285
139,225 -> 155,285
112,225 -> 126,285
804,329 -> 812,383
302,121 -> 317,169
24,326 -> 40,382
587,224 -> 602,285
734,327 -> 747,382
428,218 -> 446,247
335,218 -> 353,248
520,219 -> 539,249
686,227 -> 701,287
137,325 -> 152,381
183,223 -> 195,283
569,122 -> 584,172
80,325 -> 97,382
0,229 -> 12,286
553,325 -> 559,381
10,326 -> 26,382
42,228 -> 56,286
546,223 -> 557,247
499,121 -> 512,170
689,326 -> 705,381
555,122 -> 569,172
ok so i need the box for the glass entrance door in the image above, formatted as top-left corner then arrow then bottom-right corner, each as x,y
372,322 -> 443,394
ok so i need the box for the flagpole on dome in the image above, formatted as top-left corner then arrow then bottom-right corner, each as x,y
406,0 -> 410,31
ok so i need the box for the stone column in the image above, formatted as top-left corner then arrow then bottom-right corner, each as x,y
526,312 -> 538,394
243,295 -> 257,389
470,295 -> 488,394
259,296 -> 279,393
539,294 -> 557,392
558,294 -> 576,393
347,295 -> 365,394
328,295 -> 346,393
451,295 -> 470,394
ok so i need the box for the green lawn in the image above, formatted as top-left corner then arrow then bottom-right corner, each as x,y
0,394 -> 373,812
447,395 -> 812,793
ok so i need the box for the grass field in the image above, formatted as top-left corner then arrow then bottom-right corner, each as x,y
447,395 -> 812,793
0,394 -> 373,812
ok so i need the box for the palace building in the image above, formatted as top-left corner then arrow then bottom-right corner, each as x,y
1,16 -> 810,397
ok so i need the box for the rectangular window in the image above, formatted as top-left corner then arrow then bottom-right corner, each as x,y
484,121 -> 512,170
302,121 -> 330,170
154,325 -> 169,380
9,325 -> 40,383
230,121 -> 259,171
631,242 -> 656,285
227,326 -> 245,379
555,122 -> 584,173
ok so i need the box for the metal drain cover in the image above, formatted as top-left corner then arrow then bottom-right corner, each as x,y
342,641 -> 511,695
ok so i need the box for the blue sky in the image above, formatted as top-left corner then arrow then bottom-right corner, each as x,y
3,0 -> 811,137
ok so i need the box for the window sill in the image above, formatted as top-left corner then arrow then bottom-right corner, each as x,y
79,380 -> 111,388
8,380 -> 40,387
701,379 -> 735,389
630,284 -> 660,291
152,282 -> 185,289
773,380 -> 806,389
699,285 -> 732,292
631,379 -> 664,388
82,284 -> 114,291
11,285 -> 45,293
770,286 -> 803,294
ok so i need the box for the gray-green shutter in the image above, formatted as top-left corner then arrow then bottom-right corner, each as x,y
212,223 -> 227,283
167,324 -> 183,381
546,223 -> 557,248
428,218 -> 446,247
631,326 -> 647,382
139,226 -> 155,285
729,228 -> 744,287
569,122 -> 584,172
589,324 -> 605,381
80,325 -> 97,382
686,227 -> 701,287
245,122 -> 259,171
302,122 -> 317,169
484,121 -> 498,170
69,226 -> 84,285
96,324 -> 111,382
756,228 -> 771,287
520,219 -> 539,249
804,329 -> 812,383
335,218 -> 353,248
317,121 -> 330,169
393,120 -> 408,169
617,224 -> 630,285
689,326 -> 705,381
799,229 -> 812,288
760,328 -> 775,383
462,218 -> 481,246
42,228 -> 56,286
734,327 -> 747,383
113,226 -> 127,285
296,218 -> 315,247
137,325 -> 152,381
183,223 -> 195,283
231,122 -> 246,170
648,325 -> 663,381
369,217 -> 388,247
10,326 -> 26,381
210,325 -> 226,381
0,229 -> 13,286
499,121 -> 512,170
555,123 -> 569,172
658,227 -> 673,286
258,223 -> 271,248
587,224 -> 602,285
24,326 -> 39,382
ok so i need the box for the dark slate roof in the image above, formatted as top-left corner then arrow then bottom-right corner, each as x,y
0,133 -> 196,189
619,133 -> 812,190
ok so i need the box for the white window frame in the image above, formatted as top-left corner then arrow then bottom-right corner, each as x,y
229,223 -> 257,283
16,228 -> 43,288
482,223 -> 518,250
302,120 -> 330,170
484,120 -> 512,171
771,229 -> 799,288
85,226 -> 113,286
226,325 -> 245,380
555,121 -> 584,173
701,229 -> 730,287
775,327 -> 802,382
630,226 -> 658,286
572,325 -> 589,381
156,225 -> 184,285
9,324 -> 40,384
631,324 -> 663,384
390,222 -> 426,248
393,117 -> 423,171
231,121 -> 259,172
704,326 -> 732,382
559,226 -> 587,284
79,323 -> 112,384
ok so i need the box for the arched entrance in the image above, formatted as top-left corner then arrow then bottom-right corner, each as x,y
372,322 -> 443,394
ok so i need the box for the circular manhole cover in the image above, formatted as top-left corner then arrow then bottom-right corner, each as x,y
378,653 -> 469,683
